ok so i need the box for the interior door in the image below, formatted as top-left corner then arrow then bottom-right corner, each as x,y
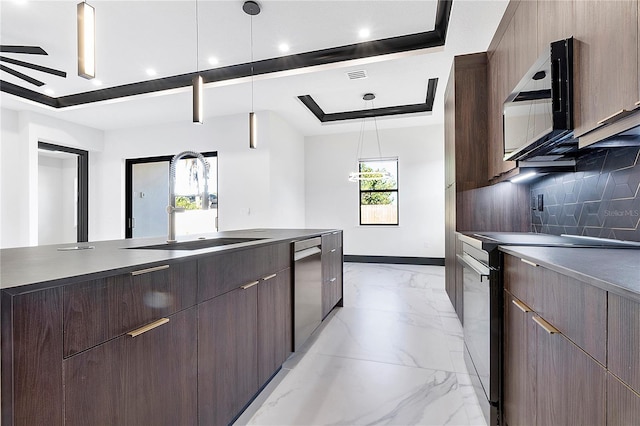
131,161 -> 169,238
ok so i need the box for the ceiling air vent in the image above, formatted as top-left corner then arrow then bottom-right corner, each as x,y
346,70 -> 367,80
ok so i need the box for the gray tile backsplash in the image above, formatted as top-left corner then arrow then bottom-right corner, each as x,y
531,147 -> 640,242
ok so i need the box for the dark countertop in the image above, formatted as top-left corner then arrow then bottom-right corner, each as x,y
500,246 -> 640,302
0,228 -> 337,293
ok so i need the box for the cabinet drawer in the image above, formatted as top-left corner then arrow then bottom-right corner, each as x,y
63,260 -> 197,357
536,266 -> 607,365
198,242 -> 290,301
608,293 -> 640,394
607,372 -> 640,426
503,254 -> 607,365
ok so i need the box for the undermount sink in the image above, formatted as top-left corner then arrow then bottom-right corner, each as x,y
128,237 -> 265,251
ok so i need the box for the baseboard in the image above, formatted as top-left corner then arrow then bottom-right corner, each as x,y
344,255 -> 445,266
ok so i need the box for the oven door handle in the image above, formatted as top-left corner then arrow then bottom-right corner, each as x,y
456,253 -> 491,282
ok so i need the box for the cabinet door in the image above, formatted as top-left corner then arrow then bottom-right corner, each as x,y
502,291 -> 537,426
608,293 -> 640,394
537,0 -> 575,52
574,0 -> 639,137
321,232 -> 343,317
64,307 -> 197,426
2,289 -> 64,426
124,307 -> 197,426
258,269 -> 292,386
534,315 -> 606,426
607,372 -> 640,426
198,284 -> 258,425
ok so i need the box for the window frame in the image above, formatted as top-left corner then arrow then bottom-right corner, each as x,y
357,157 -> 399,226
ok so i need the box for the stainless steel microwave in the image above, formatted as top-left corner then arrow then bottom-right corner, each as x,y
503,37 -> 574,162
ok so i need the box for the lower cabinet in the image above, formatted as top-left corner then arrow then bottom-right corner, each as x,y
503,289 -> 606,426
321,231 -> 343,318
198,268 -> 292,425
502,253 -> 640,426
64,307 -> 198,426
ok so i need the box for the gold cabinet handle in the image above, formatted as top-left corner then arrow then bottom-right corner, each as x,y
262,273 -> 277,281
131,264 -> 170,276
240,280 -> 259,290
597,109 -> 633,125
512,299 -> 532,313
521,259 -> 538,268
127,318 -> 170,337
532,316 -> 559,334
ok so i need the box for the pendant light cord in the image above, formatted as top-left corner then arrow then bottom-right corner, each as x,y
195,0 -> 200,72
355,99 -> 384,167
250,14 -> 254,111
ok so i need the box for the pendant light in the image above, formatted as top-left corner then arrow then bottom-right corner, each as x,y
348,93 -> 392,182
77,1 -> 95,79
244,1 -> 260,149
193,0 -> 203,124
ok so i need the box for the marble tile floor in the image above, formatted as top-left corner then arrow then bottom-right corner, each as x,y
235,263 -> 487,426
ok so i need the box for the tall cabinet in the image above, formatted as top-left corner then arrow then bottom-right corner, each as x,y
444,53 -> 489,320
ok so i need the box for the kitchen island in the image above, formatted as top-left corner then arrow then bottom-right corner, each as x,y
1,228 -> 343,426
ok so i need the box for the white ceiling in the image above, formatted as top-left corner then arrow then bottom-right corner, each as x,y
0,0 -> 508,136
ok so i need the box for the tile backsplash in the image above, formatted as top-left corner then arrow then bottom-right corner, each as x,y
531,146 -> 640,242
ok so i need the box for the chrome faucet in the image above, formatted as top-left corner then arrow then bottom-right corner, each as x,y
167,150 -> 209,243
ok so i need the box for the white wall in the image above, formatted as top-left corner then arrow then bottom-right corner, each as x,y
38,155 -> 77,245
0,109 -> 104,248
305,124 -> 445,258
96,110 -> 305,239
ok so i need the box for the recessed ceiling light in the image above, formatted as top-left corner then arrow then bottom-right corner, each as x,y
359,28 -> 371,39
92,79 -> 103,87
278,43 -> 290,53
208,57 -> 219,66
146,68 -> 157,77
44,88 -> 54,96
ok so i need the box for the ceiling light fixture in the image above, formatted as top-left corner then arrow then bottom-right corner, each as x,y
358,28 -> 371,39
244,0 -> 260,149
348,93 -> 391,182
208,57 -> 219,66
193,0 -> 203,124
146,68 -> 157,77
77,1 -> 95,79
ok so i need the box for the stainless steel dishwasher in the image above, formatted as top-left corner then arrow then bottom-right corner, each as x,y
293,237 -> 322,351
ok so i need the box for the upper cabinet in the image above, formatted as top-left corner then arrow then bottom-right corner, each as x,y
537,0 -> 575,51
573,0 -> 639,138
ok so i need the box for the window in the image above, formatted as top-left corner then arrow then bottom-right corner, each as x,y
358,158 -> 398,225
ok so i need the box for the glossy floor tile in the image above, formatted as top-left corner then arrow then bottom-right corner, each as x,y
235,263 -> 486,426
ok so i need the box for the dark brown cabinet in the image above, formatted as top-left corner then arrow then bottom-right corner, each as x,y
574,0 -> 639,138
64,307 -> 198,426
502,252 -> 638,426
321,231 -> 343,318
198,258 -> 292,425
607,373 -> 640,426
608,293 -> 640,394
258,268 -> 292,387
502,291 -> 536,426
198,284 -> 259,426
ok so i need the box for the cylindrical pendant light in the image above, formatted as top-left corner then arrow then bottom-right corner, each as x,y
193,75 -> 203,124
249,111 -> 257,149
77,1 -> 95,79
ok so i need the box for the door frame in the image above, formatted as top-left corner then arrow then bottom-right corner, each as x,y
37,142 -> 89,242
125,152 -> 217,238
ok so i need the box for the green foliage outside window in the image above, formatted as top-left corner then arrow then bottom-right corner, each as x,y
359,165 -> 397,205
